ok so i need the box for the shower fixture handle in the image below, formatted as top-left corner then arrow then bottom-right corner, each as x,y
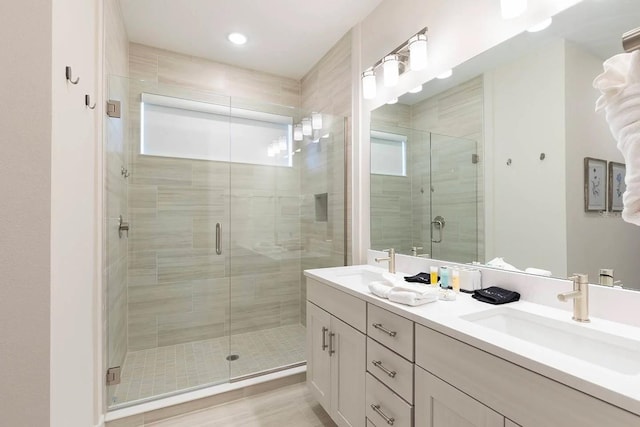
118,215 -> 129,238
215,222 -> 222,255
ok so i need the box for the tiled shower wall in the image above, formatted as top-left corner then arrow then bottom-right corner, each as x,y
104,0 -> 129,371
125,43 -> 307,351
299,31 -> 352,323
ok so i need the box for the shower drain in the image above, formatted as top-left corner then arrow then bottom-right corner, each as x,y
226,354 -> 240,361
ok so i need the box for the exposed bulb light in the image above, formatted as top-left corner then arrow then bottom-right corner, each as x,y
311,113 -> 323,130
362,68 -> 377,100
409,85 -> 422,94
302,118 -> 312,136
437,69 -> 453,79
293,124 -> 303,141
227,32 -> 248,45
387,98 -> 398,105
527,17 -> 552,33
383,55 -> 400,87
409,34 -> 428,71
500,0 -> 527,19
278,136 -> 287,151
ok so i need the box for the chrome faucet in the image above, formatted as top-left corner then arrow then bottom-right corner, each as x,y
375,248 -> 396,274
557,273 -> 590,322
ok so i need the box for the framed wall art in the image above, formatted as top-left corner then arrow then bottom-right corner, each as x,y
584,157 -> 607,212
608,161 -> 626,212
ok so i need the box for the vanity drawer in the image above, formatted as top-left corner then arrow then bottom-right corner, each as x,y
367,337 -> 414,403
366,373 -> 413,427
367,304 -> 414,361
307,278 -> 366,333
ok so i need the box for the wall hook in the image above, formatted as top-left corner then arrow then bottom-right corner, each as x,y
85,94 -> 96,109
65,66 -> 80,84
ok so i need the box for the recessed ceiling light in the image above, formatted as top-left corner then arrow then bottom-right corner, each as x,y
437,69 -> 453,79
527,18 -> 553,33
227,32 -> 247,45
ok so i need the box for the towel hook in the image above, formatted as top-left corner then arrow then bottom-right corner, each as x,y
65,66 -> 80,85
85,94 -> 96,110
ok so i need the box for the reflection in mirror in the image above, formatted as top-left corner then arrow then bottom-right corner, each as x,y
370,0 -> 640,289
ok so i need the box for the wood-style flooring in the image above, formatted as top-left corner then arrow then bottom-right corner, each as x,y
146,383 -> 337,426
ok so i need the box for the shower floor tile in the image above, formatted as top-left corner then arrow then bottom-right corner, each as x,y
109,324 -> 306,407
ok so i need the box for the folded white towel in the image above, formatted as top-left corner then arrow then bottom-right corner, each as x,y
594,50 -> 640,225
390,282 -> 440,297
388,290 -> 438,306
368,281 -> 393,298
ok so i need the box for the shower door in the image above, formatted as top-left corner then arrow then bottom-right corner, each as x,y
105,76 -> 233,407
429,133 -> 478,263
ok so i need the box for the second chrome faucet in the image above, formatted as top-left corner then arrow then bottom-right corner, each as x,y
375,248 -> 396,274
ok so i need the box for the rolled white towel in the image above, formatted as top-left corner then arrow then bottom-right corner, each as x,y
368,281 -> 393,299
388,290 -> 438,306
594,50 -> 640,225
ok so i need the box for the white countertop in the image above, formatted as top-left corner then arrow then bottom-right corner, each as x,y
304,264 -> 640,417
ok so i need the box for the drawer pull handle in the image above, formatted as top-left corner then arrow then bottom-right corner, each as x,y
321,327 -> 329,351
372,323 -> 397,337
371,404 -> 395,425
372,360 -> 397,378
328,332 -> 336,356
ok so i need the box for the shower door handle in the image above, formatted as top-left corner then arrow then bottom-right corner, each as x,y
431,216 -> 445,243
215,223 -> 222,255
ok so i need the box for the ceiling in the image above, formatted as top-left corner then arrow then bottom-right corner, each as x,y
119,0 -> 384,80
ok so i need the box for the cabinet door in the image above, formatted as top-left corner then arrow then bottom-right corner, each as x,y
331,316 -> 366,427
307,302 -> 332,411
415,367 -> 503,427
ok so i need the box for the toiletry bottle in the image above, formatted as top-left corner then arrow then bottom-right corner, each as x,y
452,269 -> 460,293
430,265 -> 438,286
440,266 -> 450,289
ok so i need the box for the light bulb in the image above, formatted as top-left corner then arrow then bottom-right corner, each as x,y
383,55 -> 399,87
302,118 -> 312,136
293,124 -> 303,141
500,0 -> 527,19
527,17 -> 552,33
409,34 -> 428,71
311,112 -> 323,130
362,69 -> 377,100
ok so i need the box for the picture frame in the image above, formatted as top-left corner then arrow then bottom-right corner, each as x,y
584,157 -> 607,212
608,161 -> 626,212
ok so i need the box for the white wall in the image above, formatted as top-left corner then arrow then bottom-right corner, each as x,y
484,39 -> 567,276
564,42 -> 640,288
0,1 -> 52,425
51,0 -> 101,425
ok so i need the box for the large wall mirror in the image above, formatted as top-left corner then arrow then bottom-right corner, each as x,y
370,0 -> 640,289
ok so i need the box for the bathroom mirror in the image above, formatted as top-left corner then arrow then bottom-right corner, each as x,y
370,0 -> 640,289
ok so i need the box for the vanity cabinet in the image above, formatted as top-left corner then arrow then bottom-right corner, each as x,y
415,367 -> 503,427
306,279 -> 366,427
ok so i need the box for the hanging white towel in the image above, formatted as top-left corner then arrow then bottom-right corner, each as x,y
593,50 -> 640,225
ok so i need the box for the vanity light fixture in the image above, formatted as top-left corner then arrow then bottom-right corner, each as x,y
437,69 -> 453,79
311,112 -> 323,130
409,85 -> 423,94
409,34 -> 428,71
500,0 -> 527,19
227,32 -> 248,45
301,118 -> 312,136
362,68 -> 377,100
527,17 -> 553,33
361,27 -> 428,99
383,55 -> 400,87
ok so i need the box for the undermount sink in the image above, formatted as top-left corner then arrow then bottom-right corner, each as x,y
334,268 -> 385,285
461,307 -> 640,375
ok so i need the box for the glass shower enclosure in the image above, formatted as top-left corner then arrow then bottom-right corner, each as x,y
104,75 -> 346,408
